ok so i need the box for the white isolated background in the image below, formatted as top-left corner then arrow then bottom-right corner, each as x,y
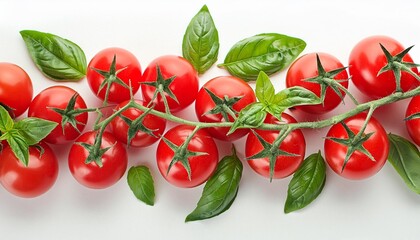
1,0 -> 420,239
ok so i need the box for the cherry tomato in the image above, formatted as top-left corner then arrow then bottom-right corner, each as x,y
28,86 -> 88,144
87,47 -> 142,103
324,113 -> 389,180
110,100 -> 166,147
245,113 -> 306,179
156,125 -> 218,188
405,96 -> 420,146
195,76 -> 256,141
68,131 -> 128,189
0,142 -> 58,198
286,52 -> 349,114
0,63 -> 33,117
140,55 -> 199,113
349,35 -> 419,99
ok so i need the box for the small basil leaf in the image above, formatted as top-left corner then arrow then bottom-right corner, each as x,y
127,166 -> 155,206
182,5 -> 219,74
388,134 -> 420,194
284,151 -> 326,213
14,118 -> 58,145
5,131 -> 29,166
186,146 -> 243,222
0,105 -> 14,132
274,86 -> 320,108
255,71 -> 275,103
266,104 -> 285,121
219,33 -> 306,81
20,30 -> 87,81
228,102 -> 266,135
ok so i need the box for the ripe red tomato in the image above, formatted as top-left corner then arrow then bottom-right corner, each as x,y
86,47 -> 142,104
110,99 -> 166,147
0,63 -> 33,117
156,125 -> 218,188
68,131 -> 128,189
324,113 -> 389,180
195,76 -> 256,141
349,35 -> 419,99
140,55 -> 199,113
245,113 -> 306,179
405,96 -> 420,146
0,142 -> 58,198
28,86 -> 88,144
286,52 -> 349,114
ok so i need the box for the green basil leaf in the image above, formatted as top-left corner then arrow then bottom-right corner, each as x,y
274,86 -> 320,108
182,5 -> 219,74
4,131 -> 29,166
228,102 -> 266,135
186,146 -> 243,222
284,151 -> 326,213
127,166 -> 155,206
255,71 -> 275,103
14,117 -> 58,145
20,30 -> 87,81
0,105 -> 14,132
388,134 -> 420,194
266,104 -> 285,121
219,33 -> 306,81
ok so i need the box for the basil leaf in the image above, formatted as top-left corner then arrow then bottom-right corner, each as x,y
186,146 -> 243,222
20,30 -> 87,81
255,71 -> 275,103
3,131 -> 30,166
127,166 -> 155,206
228,102 -> 266,135
182,5 -> 219,74
0,105 -> 14,132
284,151 -> 326,213
219,33 -> 306,81
14,118 -> 58,145
274,86 -> 320,108
388,134 -> 420,194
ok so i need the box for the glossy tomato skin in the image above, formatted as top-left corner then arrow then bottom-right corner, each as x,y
68,131 -> 128,189
324,113 -> 389,180
28,86 -> 88,144
195,76 -> 256,141
87,47 -> 142,103
405,96 -> 420,146
140,55 -> 199,113
246,113 -> 306,179
110,100 -> 166,147
0,142 -> 58,198
0,63 -> 33,117
156,125 -> 218,188
286,52 -> 349,114
349,36 -> 419,99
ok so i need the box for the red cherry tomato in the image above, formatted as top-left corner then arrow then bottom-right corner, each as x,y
324,113 -> 389,180
110,100 -> 166,147
286,52 -> 349,114
28,86 -> 88,144
349,36 -> 419,99
68,131 -> 128,189
156,125 -> 218,188
87,47 -> 142,103
0,142 -> 58,198
195,76 -> 256,141
405,96 -> 420,146
245,113 -> 306,179
0,63 -> 33,117
140,55 -> 199,113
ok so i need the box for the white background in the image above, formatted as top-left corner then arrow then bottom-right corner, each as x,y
1,0 -> 420,239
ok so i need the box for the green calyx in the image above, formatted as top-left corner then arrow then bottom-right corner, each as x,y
77,133 -> 112,168
119,107 -> 157,146
202,87 -> 242,122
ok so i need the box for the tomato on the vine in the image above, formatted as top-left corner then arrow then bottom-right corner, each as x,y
349,35 -> 419,99
140,55 -> 199,113
28,86 -> 88,144
110,100 -> 166,147
156,125 -> 218,188
286,52 -> 349,114
68,131 -> 128,189
86,47 -> 142,104
0,63 -> 33,117
405,96 -> 420,146
195,76 -> 256,141
0,142 -> 58,198
245,113 -> 306,179
324,113 -> 389,180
